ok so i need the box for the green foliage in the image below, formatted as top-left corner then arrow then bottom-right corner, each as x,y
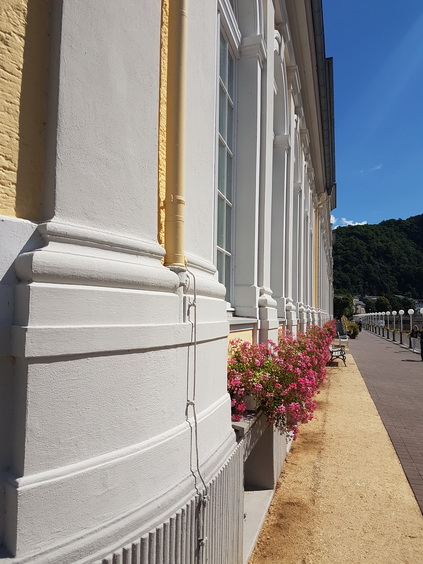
362,298 -> 376,312
334,294 -> 354,319
385,294 -> 403,311
401,296 -> 415,311
375,296 -> 391,312
333,214 -> 423,297
347,321 -> 359,338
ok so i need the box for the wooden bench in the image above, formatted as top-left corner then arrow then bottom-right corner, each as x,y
329,345 -> 346,366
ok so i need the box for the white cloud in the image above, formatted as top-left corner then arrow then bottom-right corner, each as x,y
359,164 -> 383,174
330,214 -> 337,224
341,218 -> 368,227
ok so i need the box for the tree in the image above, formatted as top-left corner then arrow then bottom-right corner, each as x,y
386,294 -> 402,312
334,294 -> 354,319
333,214 -> 423,297
375,296 -> 391,312
401,296 -> 415,311
362,298 -> 376,313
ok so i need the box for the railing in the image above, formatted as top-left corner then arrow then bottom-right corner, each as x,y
359,313 -> 423,351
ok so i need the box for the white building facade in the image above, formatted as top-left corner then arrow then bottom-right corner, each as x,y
0,1 -> 335,562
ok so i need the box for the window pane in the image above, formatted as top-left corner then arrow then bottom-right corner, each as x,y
227,102 -> 233,149
228,54 -> 234,99
217,195 -> 225,248
218,141 -> 226,195
226,154 -> 233,202
217,250 -> 224,285
225,254 -> 231,300
226,205 -> 232,253
220,35 -> 227,84
219,86 -> 226,138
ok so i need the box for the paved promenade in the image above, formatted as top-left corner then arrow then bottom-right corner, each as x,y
348,330 -> 423,513
251,337 -> 423,562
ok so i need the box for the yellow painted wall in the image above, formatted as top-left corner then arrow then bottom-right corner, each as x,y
0,0 -> 49,221
158,0 -> 169,247
229,329 -> 254,344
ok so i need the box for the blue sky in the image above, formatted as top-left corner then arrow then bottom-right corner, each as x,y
323,0 -> 423,228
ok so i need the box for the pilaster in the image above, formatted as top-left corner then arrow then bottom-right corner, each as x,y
271,134 -> 290,323
233,32 -> 264,319
257,3 -> 278,343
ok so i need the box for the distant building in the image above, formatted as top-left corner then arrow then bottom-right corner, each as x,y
354,301 -> 366,314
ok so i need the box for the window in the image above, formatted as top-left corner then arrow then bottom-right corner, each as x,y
216,0 -> 240,303
216,15 -> 242,308
216,32 -> 235,301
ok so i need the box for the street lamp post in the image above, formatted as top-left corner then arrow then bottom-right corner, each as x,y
408,309 -> 414,348
381,312 -> 385,338
399,310 -> 404,345
386,311 -> 391,339
392,310 -> 397,341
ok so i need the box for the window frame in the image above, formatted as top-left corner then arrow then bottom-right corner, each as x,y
215,1 -> 241,305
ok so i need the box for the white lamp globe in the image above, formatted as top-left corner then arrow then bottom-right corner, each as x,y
408,309 -> 414,315
399,310 -> 404,315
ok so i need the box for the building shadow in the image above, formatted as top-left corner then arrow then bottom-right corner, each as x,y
15,0 -> 50,221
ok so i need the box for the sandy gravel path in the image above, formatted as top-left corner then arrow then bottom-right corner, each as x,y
249,353 -> 423,563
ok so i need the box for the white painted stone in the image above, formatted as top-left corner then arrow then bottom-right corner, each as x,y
1,1 -> 335,561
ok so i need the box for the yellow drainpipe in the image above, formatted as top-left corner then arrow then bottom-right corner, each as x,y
164,0 -> 188,267
313,194 -> 331,308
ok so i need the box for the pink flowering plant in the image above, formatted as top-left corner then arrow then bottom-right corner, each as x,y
228,321 -> 336,439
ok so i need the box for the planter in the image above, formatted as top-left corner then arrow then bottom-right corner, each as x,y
245,395 -> 259,412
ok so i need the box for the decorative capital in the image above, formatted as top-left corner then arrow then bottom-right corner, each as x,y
276,20 -> 290,47
274,30 -> 282,55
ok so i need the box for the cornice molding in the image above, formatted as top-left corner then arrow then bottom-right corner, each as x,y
274,133 -> 290,151
38,221 -> 164,258
240,34 -> 267,64
287,65 -> 301,97
14,221 -> 180,292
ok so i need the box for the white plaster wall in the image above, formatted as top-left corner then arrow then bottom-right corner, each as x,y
5,2 -> 237,560
50,0 -> 161,242
2,0 -> 335,559
184,0 -> 218,267
0,217 -> 42,549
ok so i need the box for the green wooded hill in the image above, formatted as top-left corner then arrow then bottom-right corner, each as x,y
333,214 -> 423,297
